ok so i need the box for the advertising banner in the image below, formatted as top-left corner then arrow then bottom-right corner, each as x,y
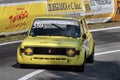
0,1 -> 46,35
85,0 -> 114,23
0,0 -> 119,35
47,0 -> 114,23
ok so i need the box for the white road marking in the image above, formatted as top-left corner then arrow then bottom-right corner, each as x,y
90,26 -> 120,32
0,40 -> 22,46
95,49 -> 120,56
18,70 -> 45,80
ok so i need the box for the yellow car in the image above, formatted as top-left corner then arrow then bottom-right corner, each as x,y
17,15 -> 95,72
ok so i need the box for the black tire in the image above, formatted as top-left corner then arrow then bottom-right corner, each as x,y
73,54 -> 86,72
86,46 -> 94,63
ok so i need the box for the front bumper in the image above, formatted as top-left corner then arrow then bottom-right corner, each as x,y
17,48 -> 85,66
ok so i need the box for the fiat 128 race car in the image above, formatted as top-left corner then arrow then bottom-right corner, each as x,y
17,15 -> 95,72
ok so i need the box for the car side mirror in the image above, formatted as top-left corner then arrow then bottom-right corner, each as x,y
25,31 -> 29,36
82,34 -> 86,40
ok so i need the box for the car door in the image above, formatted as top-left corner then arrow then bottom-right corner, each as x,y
81,19 -> 94,56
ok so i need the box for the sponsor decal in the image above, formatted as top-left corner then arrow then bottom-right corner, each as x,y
33,20 -> 78,26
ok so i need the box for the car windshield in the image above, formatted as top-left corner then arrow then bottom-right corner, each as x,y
30,19 -> 80,38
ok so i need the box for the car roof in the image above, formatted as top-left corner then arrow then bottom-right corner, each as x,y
35,15 -> 84,21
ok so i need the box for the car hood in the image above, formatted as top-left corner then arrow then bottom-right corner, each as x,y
21,36 -> 83,49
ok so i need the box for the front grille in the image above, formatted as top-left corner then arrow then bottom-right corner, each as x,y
34,57 -> 66,60
33,47 -> 66,55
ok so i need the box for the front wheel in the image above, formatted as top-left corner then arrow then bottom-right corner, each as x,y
86,46 -> 94,63
73,54 -> 86,72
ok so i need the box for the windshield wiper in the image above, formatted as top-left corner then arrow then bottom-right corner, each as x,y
51,24 -> 64,30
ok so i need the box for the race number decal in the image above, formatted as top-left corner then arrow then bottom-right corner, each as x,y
33,20 -> 44,29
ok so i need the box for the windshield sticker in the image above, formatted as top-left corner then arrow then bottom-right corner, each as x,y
33,20 -> 79,26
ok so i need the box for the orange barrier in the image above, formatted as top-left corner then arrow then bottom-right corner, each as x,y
112,0 -> 120,21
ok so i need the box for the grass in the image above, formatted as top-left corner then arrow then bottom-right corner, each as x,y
0,21 -> 120,43
0,33 -> 26,43
88,21 -> 120,29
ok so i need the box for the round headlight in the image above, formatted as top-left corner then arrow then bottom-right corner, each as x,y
25,47 -> 33,55
66,49 -> 75,57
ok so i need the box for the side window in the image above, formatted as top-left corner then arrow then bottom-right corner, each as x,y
80,20 -> 84,34
82,19 -> 88,33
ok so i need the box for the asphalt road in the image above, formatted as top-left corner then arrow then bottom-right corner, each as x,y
0,28 -> 120,80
